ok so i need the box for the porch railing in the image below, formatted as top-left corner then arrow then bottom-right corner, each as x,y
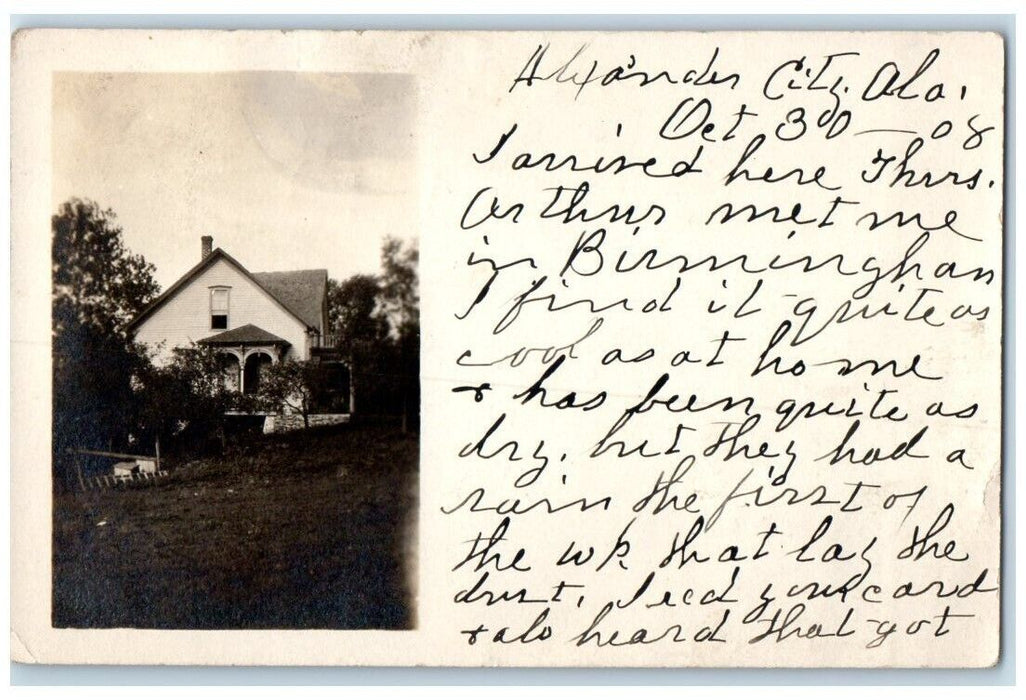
311,333 -> 340,350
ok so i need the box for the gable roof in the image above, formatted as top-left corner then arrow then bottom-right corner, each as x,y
252,269 -> 326,330
198,324 -> 290,346
128,248 -> 324,333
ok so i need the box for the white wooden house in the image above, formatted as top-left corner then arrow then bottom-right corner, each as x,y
129,236 -> 334,396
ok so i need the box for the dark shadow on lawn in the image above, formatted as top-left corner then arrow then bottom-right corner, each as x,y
52,422 -> 418,630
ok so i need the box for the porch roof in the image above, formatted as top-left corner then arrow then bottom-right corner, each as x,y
197,324 -> 291,347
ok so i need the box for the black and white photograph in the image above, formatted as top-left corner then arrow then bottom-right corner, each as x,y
49,71 -> 420,630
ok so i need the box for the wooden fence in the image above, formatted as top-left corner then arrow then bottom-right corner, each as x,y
76,469 -> 171,492
63,445 -> 166,493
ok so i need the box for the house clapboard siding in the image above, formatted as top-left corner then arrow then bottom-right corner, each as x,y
134,255 -> 314,365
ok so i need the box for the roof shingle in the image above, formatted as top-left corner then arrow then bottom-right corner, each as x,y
252,269 -> 326,331
198,324 -> 290,346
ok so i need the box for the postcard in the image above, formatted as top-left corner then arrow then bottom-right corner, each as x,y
11,29 -> 1004,667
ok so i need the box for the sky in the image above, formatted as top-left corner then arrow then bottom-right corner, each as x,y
53,71 -> 417,290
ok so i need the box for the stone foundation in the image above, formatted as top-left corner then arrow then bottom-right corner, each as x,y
262,413 -> 351,433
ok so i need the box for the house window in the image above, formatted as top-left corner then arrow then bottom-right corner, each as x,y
210,287 -> 229,329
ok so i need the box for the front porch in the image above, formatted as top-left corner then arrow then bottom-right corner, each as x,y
200,323 -> 352,420
199,323 -> 290,395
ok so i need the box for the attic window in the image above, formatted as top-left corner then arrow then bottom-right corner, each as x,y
210,287 -> 229,329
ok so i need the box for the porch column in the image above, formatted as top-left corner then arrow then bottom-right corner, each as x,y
238,347 -> 246,394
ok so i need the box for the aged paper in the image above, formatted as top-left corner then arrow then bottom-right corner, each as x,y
11,30 -> 1003,667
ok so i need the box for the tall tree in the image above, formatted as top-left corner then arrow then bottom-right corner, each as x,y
51,199 -> 160,477
378,237 -> 419,341
328,274 -> 386,344
324,239 -> 419,424
52,199 -> 160,339
327,274 -> 388,414
378,237 -> 419,431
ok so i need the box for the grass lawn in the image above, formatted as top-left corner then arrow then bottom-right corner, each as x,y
52,423 -> 418,629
